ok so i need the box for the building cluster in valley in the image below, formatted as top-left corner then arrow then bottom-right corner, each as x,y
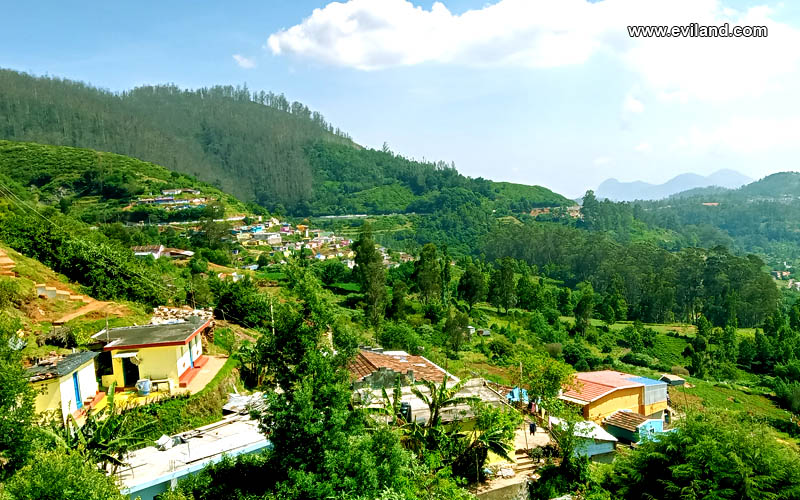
131,188 -> 209,211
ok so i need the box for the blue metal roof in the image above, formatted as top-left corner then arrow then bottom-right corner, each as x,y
626,375 -> 667,387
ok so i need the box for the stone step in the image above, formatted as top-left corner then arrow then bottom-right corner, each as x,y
515,463 -> 537,472
55,290 -> 71,300
0,270 -> 16,277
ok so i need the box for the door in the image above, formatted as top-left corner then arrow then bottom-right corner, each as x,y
189,338 -> 194,368
122,357 -> 140,387
73,372 -> 83,409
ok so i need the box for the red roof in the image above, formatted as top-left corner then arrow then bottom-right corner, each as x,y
561,370 -> 644,404
349,350 -> 449,384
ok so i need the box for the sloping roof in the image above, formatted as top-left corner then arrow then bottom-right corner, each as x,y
349,349 -> 454,384
131,245 -> 163,253
604,410 -> 651,432
561,370 -> 652,404
659,374 -> 686,384
93,317 -> 210,350
26,351 -> 98,382
550,416 -> 618,442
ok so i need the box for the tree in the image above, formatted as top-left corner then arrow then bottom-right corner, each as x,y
440,244 -> 452,304
4,449 -> 125,500
353,223 -> 388,331
0,313 -> 35,475
444,309 -> 470,353
604,411 -> 800,499
414,243 -> 442,305
488,258 -> 517,314
386,281 -> 410,320
456,263 -> 487,312
573,282 -> 594,334
520,351 -> 574,412
683,315 -> 711,378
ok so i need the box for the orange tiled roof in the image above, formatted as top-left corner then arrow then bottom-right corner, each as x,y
349,350 -> 448,384
561,370 -> 644,404
604,410 -> 650,432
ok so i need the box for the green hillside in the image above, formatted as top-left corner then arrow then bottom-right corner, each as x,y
0,140 -> 248,224
0,69 -> 569,217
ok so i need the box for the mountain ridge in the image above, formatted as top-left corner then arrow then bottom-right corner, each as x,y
596,169 -> 752,201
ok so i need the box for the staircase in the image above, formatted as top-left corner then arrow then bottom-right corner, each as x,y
0,249 -> 16,277
514,449 -> 536,473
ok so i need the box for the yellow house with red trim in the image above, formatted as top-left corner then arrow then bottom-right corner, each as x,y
92,318 -> 212,393
559,370 -> 669,423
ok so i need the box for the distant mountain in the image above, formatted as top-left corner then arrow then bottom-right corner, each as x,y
595,169 -> 752,201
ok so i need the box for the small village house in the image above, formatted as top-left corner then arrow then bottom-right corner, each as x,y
27,351 -> 104,423
559,370 -> 669,423
131,245 -> 165,259
549,416 -> 617,462
92,317 -> 212,392
349,348 -> 508,425
603,409 -> 667,445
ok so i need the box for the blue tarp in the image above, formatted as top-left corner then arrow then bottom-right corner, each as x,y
507,387 -> 529,404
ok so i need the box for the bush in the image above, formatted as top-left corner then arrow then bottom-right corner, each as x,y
620,352 -> 654,368
4,449 -> 124,500
378,322 -> 422,355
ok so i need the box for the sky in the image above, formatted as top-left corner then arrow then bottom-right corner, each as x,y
2,0 -> 800,197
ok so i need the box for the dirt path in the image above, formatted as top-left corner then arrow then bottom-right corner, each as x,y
54,300 -> 110,325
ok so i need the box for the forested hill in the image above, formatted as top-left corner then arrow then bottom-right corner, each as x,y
0,140 -> 248,224
0,69 -> 569,215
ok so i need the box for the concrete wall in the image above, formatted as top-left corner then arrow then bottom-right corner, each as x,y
32,360 -> 98,422
32,379 -> 61,417
586,386 -> 641,422
642,401 -> 668,417
111,345 -> 182,387
574,437 -> 615,458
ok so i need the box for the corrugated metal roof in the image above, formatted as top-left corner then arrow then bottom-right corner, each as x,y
26,351 -> 98,382
560,370 -> 662,404
604,410 -> 651,432
349,349 -> 454,384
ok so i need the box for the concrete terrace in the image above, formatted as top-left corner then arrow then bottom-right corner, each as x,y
118,414 -> 271,500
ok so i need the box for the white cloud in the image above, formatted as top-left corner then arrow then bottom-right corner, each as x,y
593,157 -> 612,165
623,94 -> 644,114
635,141 -> 652,153
677,116 -> 800,154
232,54 -> 256,69
267,0 -> 800,101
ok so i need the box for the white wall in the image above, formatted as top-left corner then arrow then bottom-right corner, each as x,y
56,361 -> 99,422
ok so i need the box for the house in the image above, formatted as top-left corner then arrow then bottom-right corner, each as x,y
349,348 -> 456,389
603,410 -> 666,445
132,245 -> 165,259
659,373 -> 686,386
162,248 -> 195,260
27,351 -> 104,423
549,416 -> 617,462
355,377 -> 506,426
92,317 -> 213,392
559,370 -> 669,423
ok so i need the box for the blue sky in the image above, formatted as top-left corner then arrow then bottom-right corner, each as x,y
3,0 -> 800,197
